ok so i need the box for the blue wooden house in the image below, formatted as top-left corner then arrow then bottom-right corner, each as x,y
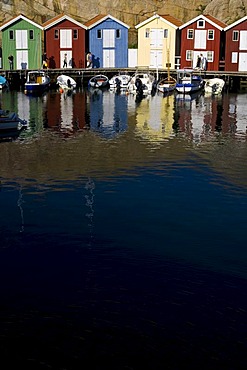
85,14 -> 129,68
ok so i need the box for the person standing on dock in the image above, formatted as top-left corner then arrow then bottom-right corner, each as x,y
42,52 -> 48,69
8,55 -> 14,70
63,53 -> 68,68
86,52 -> 92,69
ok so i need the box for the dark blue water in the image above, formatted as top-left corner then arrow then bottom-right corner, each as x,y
0,89 -> 247,369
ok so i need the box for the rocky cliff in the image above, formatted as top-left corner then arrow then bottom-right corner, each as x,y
1,0 -> 247,46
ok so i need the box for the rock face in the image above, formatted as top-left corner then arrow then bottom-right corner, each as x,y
0,0 -> 247,45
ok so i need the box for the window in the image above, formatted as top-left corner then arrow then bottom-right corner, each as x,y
164,29 -> 168,38
231,52 -> 238,63
145,28 -> 150,38
116,29 -> 121,38
186,50 -> 192,61
197,20 -> 205,28
187,29 -> 194,39
29,30 -> 34,40
208,30 -> 214,40
9,30 -> 14,40
233,30 -> 239,41
54,29 -> 59,39
73,29 -> 78,39
97,29 -> 102,39
207,51 -> 214,62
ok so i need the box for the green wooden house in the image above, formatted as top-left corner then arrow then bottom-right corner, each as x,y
0,14 -> 43,70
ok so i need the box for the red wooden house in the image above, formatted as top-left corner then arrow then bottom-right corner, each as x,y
43,14 -> 87,69
179,14 -> 226,71
224,16 -> 247,72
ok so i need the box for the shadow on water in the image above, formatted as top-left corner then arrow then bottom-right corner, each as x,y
0,88 -> 247,369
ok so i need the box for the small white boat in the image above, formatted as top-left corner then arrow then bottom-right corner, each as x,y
57,74 -> 77,91
24,70 -> 50,94
127,72 -> 155,95
176,69 -> 204,94
0,109 -> 27,131
157,76 -> 176,94
109,74 -> 131,90
204,78 -> 225,95
88,74 -> 109,88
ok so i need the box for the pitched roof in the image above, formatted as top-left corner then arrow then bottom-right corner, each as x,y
43,13 -> 86,30
159,14 -> 183,28
224,15 -> 247,31
85,14 -> 129,29
135,13 -> 182,29
179,14 -> 227,30
0,13 -> 43,31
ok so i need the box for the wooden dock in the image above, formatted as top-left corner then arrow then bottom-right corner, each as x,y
2,67 -> 247,90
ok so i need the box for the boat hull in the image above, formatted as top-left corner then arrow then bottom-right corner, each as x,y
89,75 -> 109,88
0,110 -> 27,131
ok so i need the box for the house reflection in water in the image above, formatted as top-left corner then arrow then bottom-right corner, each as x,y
174,92 -> 246,143
133,93 -> 175,144
46,90 -> 87,136
88,89 -> 128,138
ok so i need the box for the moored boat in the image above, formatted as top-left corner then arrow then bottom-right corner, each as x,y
157,76 -> 176,94
24,70 -> 50,94
127,72 -> 155,95
88,74 -> 109,88
109,74 -> 131,90
204,78 -> 225,95
57,74 -> 77,91
0,109 -> 27,131
175,68 -> 204,94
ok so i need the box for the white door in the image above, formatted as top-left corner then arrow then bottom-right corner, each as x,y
239,31 -> 247,50
16,30 -> 28,49
60,29 -> 72,48
60,50 -> 73,68
239,53 -> 247,71
103,30 -> 115,48
194,30 -> 207,49
16,50 -> 28,69
103,49 -> 115,67
150,50 -> 163,68
150,29 -> 163,48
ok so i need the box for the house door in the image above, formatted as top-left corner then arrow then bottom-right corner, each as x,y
194,30 -> 207,49
103,29 -> 115,48
16,30 -> 28,49
60,50 -> 73,68
239,53 -> 247,71
103,49 -> 115,67
16,50 -> 28,69
150,50 -> 163,68
150,29 -> 163,48
60,29 -> 72,48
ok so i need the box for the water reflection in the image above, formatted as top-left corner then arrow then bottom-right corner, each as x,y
88,88 -> 128,138
1,89 -> 247,143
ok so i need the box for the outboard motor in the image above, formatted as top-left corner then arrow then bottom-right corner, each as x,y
135,77 -> 143,96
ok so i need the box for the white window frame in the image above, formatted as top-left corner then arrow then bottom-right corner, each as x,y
207,51 -> 214,62
186,50 -> 192,61
197,20 -> 205,28
207,29 -> 214,40
231,52 -> 238,63
232,30 -> 239,41
187,29 -> 194,39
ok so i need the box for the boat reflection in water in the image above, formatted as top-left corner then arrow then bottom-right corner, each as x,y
1,89 -> 247,144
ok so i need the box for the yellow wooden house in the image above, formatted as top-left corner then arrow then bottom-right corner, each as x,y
135,14 -> 182,69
